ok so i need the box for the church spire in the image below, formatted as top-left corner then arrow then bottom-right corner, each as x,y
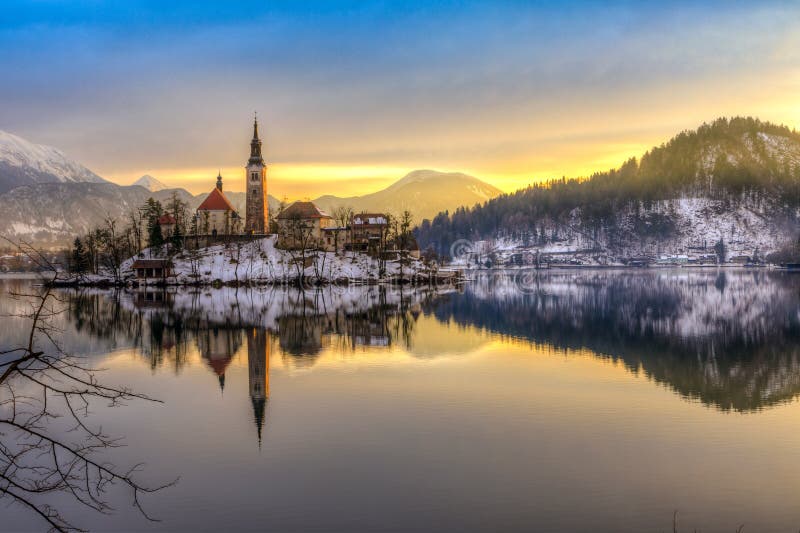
216,171 -> 223,191
249,113 -> 264,164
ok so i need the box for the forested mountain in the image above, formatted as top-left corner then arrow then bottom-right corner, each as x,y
415,117 -> 800,261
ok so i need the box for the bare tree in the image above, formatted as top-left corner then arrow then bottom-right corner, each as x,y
282,215 -> 317,285
397,210 -> 414,283
377,213 -> 395,279
0,239 -> 175,532
332,205 -> 354,256
127,208 -> 145,254
99,216 -> 126,284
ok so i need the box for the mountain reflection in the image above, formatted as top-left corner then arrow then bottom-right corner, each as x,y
48,270 -> 800,414
439,270 -> 800,411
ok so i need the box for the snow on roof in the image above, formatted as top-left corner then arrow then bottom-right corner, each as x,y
276,201 -> 332,220
353,213 -> 387,225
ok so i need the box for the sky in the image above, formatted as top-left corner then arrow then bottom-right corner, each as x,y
1,1 -> 799,198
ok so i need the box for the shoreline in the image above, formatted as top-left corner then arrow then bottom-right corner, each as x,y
39,263 -> 793,289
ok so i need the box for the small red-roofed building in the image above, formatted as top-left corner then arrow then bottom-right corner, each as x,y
157,214 -> 176,238
196,172 -> 241,236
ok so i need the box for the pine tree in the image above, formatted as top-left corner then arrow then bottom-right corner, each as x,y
148,221 -> 164,249
171,222 -> 183,250
714,238 -> 727,264
71,238 -> 88,273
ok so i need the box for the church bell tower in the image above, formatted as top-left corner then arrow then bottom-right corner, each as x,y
245,114 -> 268,233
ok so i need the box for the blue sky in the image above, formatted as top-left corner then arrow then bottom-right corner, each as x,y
1,1 -> 798,196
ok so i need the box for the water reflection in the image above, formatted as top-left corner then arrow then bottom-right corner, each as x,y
17,269 -> 800,416
4,272 -> 800,532
448,269 -> 800,411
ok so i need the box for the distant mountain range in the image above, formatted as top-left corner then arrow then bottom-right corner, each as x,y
0,130 -> 502,246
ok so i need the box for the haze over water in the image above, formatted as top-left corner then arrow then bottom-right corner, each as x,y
3,269 -> 800,532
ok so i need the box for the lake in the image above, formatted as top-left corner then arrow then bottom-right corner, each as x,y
2,269 -> 800,532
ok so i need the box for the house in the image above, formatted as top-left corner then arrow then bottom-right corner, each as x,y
349,213 -> 388,252
321,226 -> 349,252
158,214 -> 176,238
131,259 -> 173,280
196,173 -> 241,236
275,201 -> 334,249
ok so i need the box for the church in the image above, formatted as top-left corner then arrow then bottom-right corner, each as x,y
195,116 -> 268,236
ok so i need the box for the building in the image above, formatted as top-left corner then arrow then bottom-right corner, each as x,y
275,201 -> 334,249
349,213 -> 388,252
196,173 -> 241,236
321,226 -> 349,252
131,259 -> 173,280
157,214 -> 176,238
245,115 -> 268,234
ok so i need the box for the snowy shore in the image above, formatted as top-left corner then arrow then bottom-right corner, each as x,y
56,236 -> 454,287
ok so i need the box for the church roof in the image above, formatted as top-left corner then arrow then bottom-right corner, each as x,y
276,201 -> 332,220
157,214 -> 176,225
197,187 -> 237,212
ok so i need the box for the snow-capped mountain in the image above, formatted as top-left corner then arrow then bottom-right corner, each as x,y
0,130 -> 107,194
132,174 -> 171,191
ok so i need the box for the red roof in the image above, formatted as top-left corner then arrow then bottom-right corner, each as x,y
205,355 -> 233,377
158,214 -> 176,224
197,187 -> 237,212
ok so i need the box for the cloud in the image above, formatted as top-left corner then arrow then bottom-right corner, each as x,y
0,1 -> 798,196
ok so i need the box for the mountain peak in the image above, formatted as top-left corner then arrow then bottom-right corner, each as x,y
132,174 -> 170,191
0,130 -> 106,194
388,169 -> 497,191
313,169 -> 502,221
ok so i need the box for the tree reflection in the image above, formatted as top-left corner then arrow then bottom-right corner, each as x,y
56,271 -> 800,417
433,270 -> 800,411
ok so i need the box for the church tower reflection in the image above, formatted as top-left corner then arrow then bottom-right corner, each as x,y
247,328 -> 270,445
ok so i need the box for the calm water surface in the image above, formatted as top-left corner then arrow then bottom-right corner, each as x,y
3,269 -> 800,532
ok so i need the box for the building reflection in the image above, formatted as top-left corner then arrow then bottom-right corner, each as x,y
196,327 -> 242,392
247,328 -> 270,445
55,275 -> 800,419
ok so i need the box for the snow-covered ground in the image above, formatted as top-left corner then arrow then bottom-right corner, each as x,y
120,236 -> 431,285
450,195 -> 794,267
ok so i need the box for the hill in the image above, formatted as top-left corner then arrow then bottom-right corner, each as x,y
312,170 -> 502,222
415,117 -> 800,262
0,130 -> 107,194
132,174 -> 171,191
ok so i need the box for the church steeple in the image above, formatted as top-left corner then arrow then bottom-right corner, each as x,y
216,171 -> 223,191
245,113 -> 268,233
249,113 -> 263,164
